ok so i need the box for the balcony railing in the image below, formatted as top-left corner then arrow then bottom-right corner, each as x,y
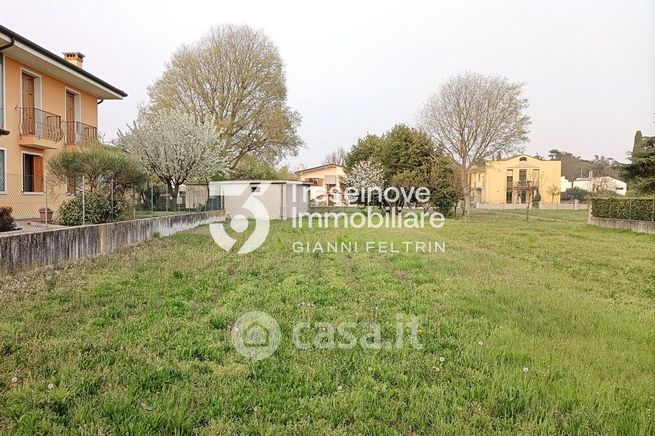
18,107 -> 64,142
64,121 -> 99,145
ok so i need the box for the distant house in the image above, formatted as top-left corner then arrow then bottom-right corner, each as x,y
179,183 -> 209,209
560,176 -> 572,193
572,173 -> 627,195
209,180 -> 311,219
469,154 -> 562,205
296,164 -> 345,206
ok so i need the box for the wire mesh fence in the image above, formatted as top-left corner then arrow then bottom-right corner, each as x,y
0,173 -> 223,229
1,173 -> 52,223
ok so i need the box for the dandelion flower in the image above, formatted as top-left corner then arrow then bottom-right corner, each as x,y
523,367 -> 529,373
11,376 -> 18,384
47,383 -> 54,390
478,341 -> 484,346
436,367 -> 441,372
337,385 -> 343,391
439,357 -> 445,363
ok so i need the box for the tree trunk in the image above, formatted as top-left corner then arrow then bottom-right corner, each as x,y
461,165 -> 470,220
171,185 -> 180,212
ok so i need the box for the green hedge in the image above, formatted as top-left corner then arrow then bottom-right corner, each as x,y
592,197 -> 655,221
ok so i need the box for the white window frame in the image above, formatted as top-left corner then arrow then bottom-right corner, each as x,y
64,87 -> 81,122
0,147 -> 6,194
19,67 -> 43,109
21,150 -> 44,194
0,53 -> 5,129
64,87 -> 82,144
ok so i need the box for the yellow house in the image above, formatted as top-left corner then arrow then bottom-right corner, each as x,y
0,25 -> 126,220
296,163 -> 346,205
470,155 -> 562,205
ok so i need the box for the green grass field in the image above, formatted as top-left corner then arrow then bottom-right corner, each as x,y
1,210 -> 654,434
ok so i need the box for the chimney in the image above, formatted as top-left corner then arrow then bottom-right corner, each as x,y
63,52 -> 85,68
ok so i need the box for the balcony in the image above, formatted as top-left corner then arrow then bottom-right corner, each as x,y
18,107 -> 63,149
64,121 -> 99,146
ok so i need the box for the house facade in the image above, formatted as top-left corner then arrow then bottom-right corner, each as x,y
209,180 -> 311,219
470,155 -> 562,205
296,163 -> 345,206
0,25 -> 126,219
571,175 -> 627,195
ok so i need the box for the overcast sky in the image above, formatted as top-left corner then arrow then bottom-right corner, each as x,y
4,0 -> 654,167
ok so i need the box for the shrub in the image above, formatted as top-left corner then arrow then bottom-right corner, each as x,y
58,193 -> 112,226
591,197 -> 655,221
563,187 -> 588,202
0,207 -> 17,232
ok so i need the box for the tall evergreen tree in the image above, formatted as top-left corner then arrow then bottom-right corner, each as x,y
623,131 -> 655,194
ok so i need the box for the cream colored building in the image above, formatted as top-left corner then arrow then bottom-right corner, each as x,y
571,174 -> 627,195
295,164 -> 345,206
209,180 -> 311,219
470,155 -> 562,205
0,25 -> 126,219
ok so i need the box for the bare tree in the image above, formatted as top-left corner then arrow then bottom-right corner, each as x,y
322,147 -> 348,166
418,72 -> 531,219
148,24 -> 303,170
513,180 -> 537,221
545,184 -> 561,204
117,110 -> 229,210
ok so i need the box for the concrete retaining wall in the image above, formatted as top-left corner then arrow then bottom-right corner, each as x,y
587,216 -> 655,234
0,211 -> 224,276
475,201 -> 583,210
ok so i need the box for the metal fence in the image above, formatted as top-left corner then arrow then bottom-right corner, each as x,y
1,173 -> 51,222
0,173 -> 223,228
137,183 -> 223,215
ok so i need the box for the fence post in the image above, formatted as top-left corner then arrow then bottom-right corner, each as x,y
82,175 -> 86,226
652,199 -> 654,222
133,185 -> 136,220
44,174 -> 48,228
110,179 -> 114,220
587,199 -> 592,224
150,185 -> 154,213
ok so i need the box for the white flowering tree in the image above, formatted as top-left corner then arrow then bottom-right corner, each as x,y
342,159 -> 386,205
118,110 -> 229,210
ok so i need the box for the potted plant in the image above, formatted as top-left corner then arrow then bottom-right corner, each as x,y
39,207 -> 54,223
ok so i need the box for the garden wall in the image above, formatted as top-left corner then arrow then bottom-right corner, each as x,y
0,211 -> 225,275
475,201 -> 582,210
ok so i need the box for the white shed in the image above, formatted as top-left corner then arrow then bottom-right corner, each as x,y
209,180 -> 311,220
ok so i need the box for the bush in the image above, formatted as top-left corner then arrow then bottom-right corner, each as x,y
0,207 -> 17,232
591,197 -> 655,221
58,193 -> 112,226
563,187 -> 588,202
432,190 -> 459,217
